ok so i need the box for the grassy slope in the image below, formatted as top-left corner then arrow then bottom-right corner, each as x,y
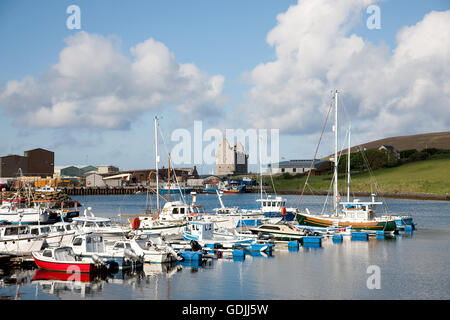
269,158 -> 450,195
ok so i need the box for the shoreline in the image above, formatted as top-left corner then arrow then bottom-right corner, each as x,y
271,190 -> 450,201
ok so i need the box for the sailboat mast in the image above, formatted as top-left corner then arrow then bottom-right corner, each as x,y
154,117 -> 160,213
168,153 -> 171,202
347,125 -> 351,202
333,90 -> 339,216
259,136 -> 263,210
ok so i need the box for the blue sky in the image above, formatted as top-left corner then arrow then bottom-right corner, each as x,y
0,0 -> 449,174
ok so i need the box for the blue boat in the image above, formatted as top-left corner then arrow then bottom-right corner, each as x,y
158,183 -> 193,195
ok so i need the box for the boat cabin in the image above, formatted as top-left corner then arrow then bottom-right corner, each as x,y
1,225 -> 32,237
72,216 -> 114,230
187,221 -> 214,241
41,247 -> 78,261
256,196 -> 286,212
160,201 -> 204,221
340,198 -> 382,220
71,233 -> 106,255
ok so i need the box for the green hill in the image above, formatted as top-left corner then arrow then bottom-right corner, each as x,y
331,131 -> 450,156
268,158 -> 450,196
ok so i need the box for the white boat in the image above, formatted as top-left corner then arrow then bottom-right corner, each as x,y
182,221 -> 254,247
35,185 -> 61,193
72,207 -> 129,244
0,200 -> 50,224
29,222 -> 77,248
111,233 -> 180,264
247,223 -> 306,240
70,233 -> 142,269
0,225 -> 45,256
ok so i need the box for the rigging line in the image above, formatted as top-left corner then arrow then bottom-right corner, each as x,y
358,146 -> 390,214
320,174 -> 335,216
157,124 -> 187,204
296,96 -> 334,209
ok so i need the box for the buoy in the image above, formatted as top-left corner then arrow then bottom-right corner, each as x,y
281,207 -> 287,216
189,212 -> 196,216
131,217 -> 141,229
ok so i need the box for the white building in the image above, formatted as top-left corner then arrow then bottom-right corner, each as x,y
267,160 -> 330,175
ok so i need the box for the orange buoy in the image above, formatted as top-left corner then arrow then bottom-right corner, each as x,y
189,212 -> 196,216
281,207 -> 287,216
131,217 -> 141,229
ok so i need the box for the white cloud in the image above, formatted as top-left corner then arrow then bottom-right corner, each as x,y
0,32 -> 225,130
242,0 -> 450,142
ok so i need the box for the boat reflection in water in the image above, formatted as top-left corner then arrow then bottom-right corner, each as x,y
32,269 -> 106,298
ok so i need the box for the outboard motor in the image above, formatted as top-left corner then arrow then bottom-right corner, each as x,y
165,245 -> 184,262
91,254 -> 106,268
124,248 -> 140,262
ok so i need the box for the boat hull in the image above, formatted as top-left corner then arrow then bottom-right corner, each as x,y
32,252 -> 98,273
158,188 -> 193,194
295,212 -> 397,232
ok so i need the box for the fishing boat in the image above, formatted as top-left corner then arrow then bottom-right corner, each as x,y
70,233 -> 142,269
0,224 -> 46,256
0,199 -> 50,224
220,184 -> 246,193
294,91 -> 397,233
159,183 -> 193,195
71,207 -> 129,244
182,221 -> 254,247
111,233 -> 180,263
29,222 -> 77,248
254,196 -> 296,221
206,190 -> 267,229
32,246 -> 106,273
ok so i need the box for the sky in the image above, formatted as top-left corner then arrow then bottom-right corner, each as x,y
0,0 -> 449,174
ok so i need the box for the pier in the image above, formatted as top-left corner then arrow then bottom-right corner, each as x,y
29,185 -> 272,196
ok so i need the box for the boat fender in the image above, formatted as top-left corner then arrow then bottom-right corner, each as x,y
281,207 -> 287,216
189,212 -> 196,216
131,217 -> 141,230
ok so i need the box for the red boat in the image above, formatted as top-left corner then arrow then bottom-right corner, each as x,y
32,247 -> 105,273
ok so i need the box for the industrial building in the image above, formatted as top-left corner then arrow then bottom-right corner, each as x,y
0,148 -> 54,178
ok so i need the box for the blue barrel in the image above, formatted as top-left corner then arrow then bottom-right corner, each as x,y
288,240 -> 299,248
332,234 -> 343,242
181,251 -> 203,261
232,249 -> 245,260
351,232 -> 369,241
302,236 -> 323,244
404,225 -> 413,231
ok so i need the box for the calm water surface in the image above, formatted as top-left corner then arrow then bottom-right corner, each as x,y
1,193 -> 449,300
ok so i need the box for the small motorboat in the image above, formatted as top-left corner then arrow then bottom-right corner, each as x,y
0,225 -> 46,256
247,223 -> 307,240
70,233 -> 142,270
71,207 -> 129,244
182,221 -> 254,247
111,233 -> 181,264
32,246 -> 107,273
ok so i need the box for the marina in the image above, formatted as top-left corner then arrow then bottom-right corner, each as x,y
0,192 -> 449,300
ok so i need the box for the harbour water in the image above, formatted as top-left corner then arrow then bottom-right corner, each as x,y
0,193 -> 449,300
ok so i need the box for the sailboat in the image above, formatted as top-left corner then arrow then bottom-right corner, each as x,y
122,117 -> 196,236
294,91 -> 397,233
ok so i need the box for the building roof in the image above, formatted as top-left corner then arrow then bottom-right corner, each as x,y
269,159 -> 329,169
